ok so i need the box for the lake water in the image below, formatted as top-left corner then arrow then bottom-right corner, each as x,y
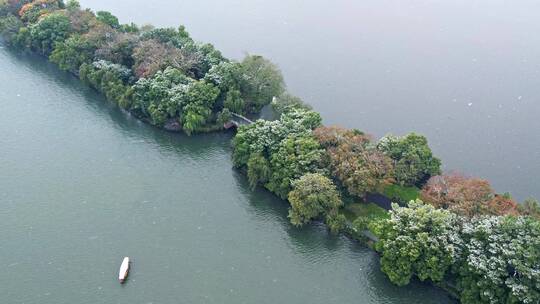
0,48 -> 455,302
3,0 -> 538,302
79,0 -> 540,201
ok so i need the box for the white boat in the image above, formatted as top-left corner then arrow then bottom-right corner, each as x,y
118,257 -> 130,283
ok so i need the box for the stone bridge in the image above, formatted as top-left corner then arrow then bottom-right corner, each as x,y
224,113 -> 254,129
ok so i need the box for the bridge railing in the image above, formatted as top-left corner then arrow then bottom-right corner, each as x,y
231,112 -> 254,125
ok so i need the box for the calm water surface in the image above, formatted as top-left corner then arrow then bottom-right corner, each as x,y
0,48 -> 454,302
79,0 -> 540,201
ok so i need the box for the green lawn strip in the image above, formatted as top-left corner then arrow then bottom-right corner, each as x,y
340,202 -> 390,240
380,184 -> 420,205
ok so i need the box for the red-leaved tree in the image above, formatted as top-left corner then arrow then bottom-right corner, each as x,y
421,173 -> 518,217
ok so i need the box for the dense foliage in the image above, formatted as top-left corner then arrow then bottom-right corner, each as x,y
271,92 -> 311,115
288,173 -> 345,233
2,1 -> 539,302
373,201 -> 540,303
232,109 -> 350,231
519,198 -> 540,219
371,200 -> 462,286
238,55 -> 284,112
28,12 -> 71,54
19,0 -> 64,24
50,34 -> 96,72
0,13 -> 22,42
232,109 -> 322,167
314,126 -> 395,198
0,0 -> 283,134
79,60 -> 133,106
421,173 -> 519,217
266,133 -> 325,198
232,109 -> 324,199
378,133 -> 442,186
457,216 -> 540,304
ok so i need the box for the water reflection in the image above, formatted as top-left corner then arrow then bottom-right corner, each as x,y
2,46 -> 232,160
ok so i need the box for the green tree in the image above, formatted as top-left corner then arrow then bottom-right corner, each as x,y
0,13 -> 23,44
134,77 -> 214,131
11,25 -> 31,48
96,11 -> 119,28
141,26 -> 193,48
204,61 -> 243,93
181,80 -> 220,134
65,0 -> 80,12
119,22 -> 138,33
196,42 -> 225,76
247,152 -> 270,190
371,200 -> 462,286
239,54 -> 285,112
267,133 -> 324,199
377,133 -> 441,186
231,108 -> 323,200
325,211 -> 347,234
79,60 -> 133,106
271,92 -> 311,115
457,216 -> 540,304
216,108 -> 232,125
29,13 -> 71,55
231,109 -> 321,169
519,197 -> 540,219
131,66 -> 190,123
223,88 -> 244,114
288,173 -> 345,233
50,34 -> 96,72
232,119 -> 284,168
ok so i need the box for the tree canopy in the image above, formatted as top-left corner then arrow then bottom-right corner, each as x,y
239,54 -> 285,112
372,200 -> 540,303
2,3 -> 539,302
288,173 -> 345,233
232,108 -> 322,169
19,0 -> 64,24
378,133 -> 441,187
267,133 -> 324,199
519,198 -> 540,219
457,216 -> 540,304
29,12 -> 71,55
232,109 -> 323,198
0,1 -> 289,134
314,126 -> 395,198
421,173 -> 519,217
95,10 -> 119,29
371,200 -> 462,286
50,34 -> 96,72
271,92 -> 311,115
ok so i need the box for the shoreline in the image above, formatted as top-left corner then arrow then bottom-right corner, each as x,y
1,2 -> 537,303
